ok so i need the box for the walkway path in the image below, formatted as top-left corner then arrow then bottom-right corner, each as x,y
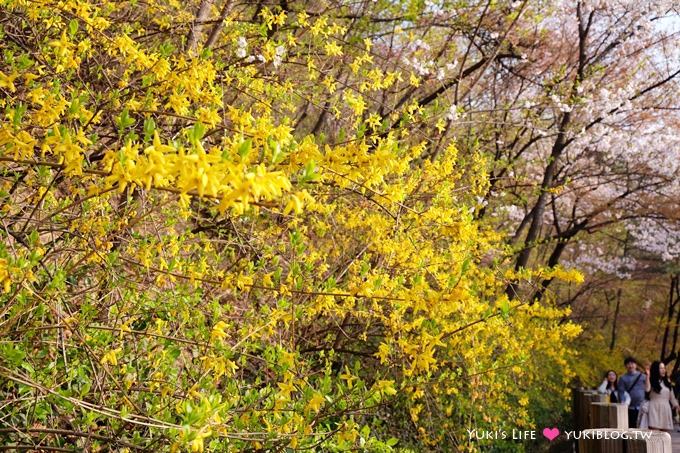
671,429 -> 680,450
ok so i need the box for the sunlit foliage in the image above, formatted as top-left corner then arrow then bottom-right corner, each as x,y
0,0 -> 586,451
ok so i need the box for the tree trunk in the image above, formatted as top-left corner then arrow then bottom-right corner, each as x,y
204,1 -> 232,50
609,289 -> 621,352
661,274 -> 679,361
186,0 -> 215,53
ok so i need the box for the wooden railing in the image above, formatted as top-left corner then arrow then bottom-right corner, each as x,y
572,388 -> 672,452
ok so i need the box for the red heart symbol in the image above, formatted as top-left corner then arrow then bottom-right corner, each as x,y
542,427 -> 560,441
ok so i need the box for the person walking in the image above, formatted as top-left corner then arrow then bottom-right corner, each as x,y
617,357 -> 647,428
644,361 -> 679,431
597,370 -> 620,403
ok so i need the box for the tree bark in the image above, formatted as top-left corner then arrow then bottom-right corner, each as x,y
609,289 -> 621,352
204,1 -> 232,50
660,275 -> 679,361
186,0 -> 215,53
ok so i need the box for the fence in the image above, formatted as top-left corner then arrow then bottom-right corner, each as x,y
572,388 -> 672,452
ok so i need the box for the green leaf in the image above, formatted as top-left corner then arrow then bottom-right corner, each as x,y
190,122 -> 205,143
271,140 -> 285,164
143,117 -> 156,142
460,256 -> 471,276
1,345 -> 26,366
79,379 -> 92,397
12,102 -> 27,126
167,346 -> 181,361
141,74 -> 154,87
299,160 -> 318,183
499,299 -> 510,318
124,131 -> 139,143
17,53 -> 33,70
200,47 -> 213,59
360,425 -> 370,438
159,41 -> 175,58
356,122 -> 366,139
238,138 -> 252,158
68,19 -> 79,36
115,109 -> 135,131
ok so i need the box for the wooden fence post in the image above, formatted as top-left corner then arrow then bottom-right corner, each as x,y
578,429 -> 672,453
590,403 -> 628,429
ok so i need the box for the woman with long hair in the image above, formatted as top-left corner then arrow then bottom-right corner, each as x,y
597,370 -> 619,403
644,361 -> 680,431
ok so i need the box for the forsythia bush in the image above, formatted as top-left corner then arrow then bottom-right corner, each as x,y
0,0 -> 582,450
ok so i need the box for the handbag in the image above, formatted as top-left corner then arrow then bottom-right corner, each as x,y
619,390 -> 631,405
638,399 -> 650,429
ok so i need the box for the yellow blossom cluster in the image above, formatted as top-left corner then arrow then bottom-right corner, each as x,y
0,0 -> 584,451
